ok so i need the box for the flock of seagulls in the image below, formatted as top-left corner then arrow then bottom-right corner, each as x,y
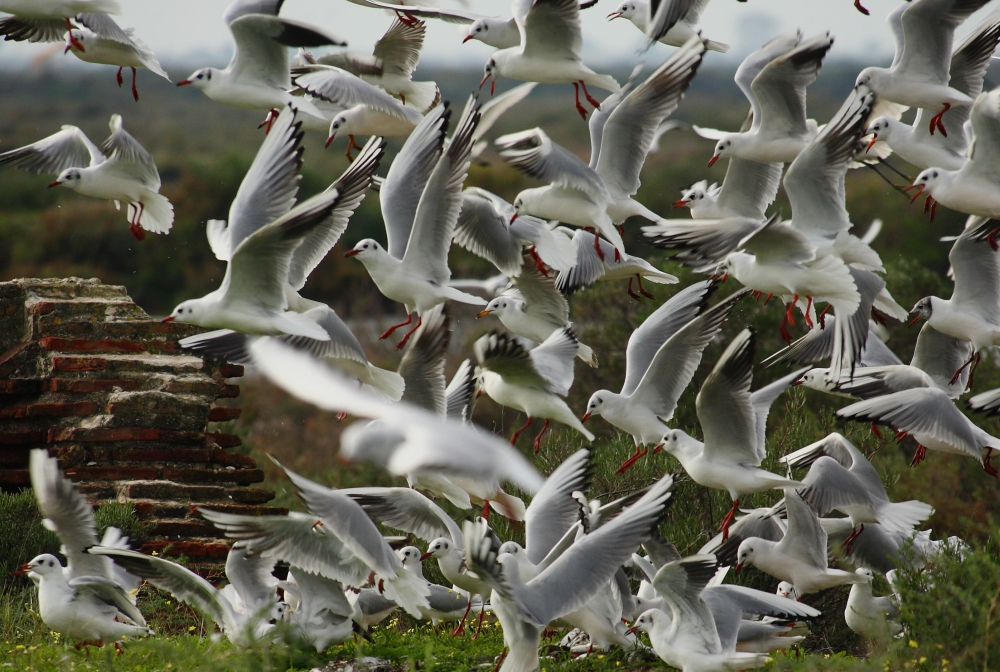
5,0 -> 1000,669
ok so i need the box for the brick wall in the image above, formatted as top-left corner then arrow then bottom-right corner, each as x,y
0,278 -> 285,570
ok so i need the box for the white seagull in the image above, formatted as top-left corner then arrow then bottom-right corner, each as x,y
0,0 -> 120,47
346,98 -> 487,350
735,490 -> 866,596
582,282 -> 745,472
863,14 -> 1000,171
844,568 -> 902,644
480,0 -> 620,119
475,327 -> 594,452
177,0 -> 346,124
0,114 -> 173,239
657,329 -> 804,540
607,0 -> 728,52
855,0 -> 994,137
64,15 -> 170,101
555,228 -> 679,298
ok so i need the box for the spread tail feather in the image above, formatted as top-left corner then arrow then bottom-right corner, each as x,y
576,342 -> 598,367
583,72 -> 621,94
362,365 -> 405,402
137,192 -> 174,234
402,81 -> 440,114
876,499 -> 935,534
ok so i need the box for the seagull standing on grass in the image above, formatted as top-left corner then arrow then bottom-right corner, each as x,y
0,114 -> 173,239
64,14 -> 170,101
844,568 -> 902,644
346,98 -> 487,350
657,329 -> 805,541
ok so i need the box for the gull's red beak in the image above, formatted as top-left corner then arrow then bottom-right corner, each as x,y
708,155 -> 720,168
907,313 -> 922,327
14,563 -> 33,575
463,34 -> 474,43
672,199 -> 688,209
476,310 -> 491,318
344,249 -> 361,257
907,184 -> 924,204
734,562 -> 744,572
491,79 -> 496,95
625,625 -> 639,636
176,79 -> 192,87
607,11 -> 622,19
865,134 -> 878,153
420,551 -> 434,561
581,412 -> 591,422
653,444 -> 664,453
48,180 -> 61,188
325,134 -> 336,148
161,315 -> 175,323
479,74 -> 490,89
509,213 -> 518,222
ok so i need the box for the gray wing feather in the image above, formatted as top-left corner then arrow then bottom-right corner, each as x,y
398,305 -> 449,415
525,449 -> 593,564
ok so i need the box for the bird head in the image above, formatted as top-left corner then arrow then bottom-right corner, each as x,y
421,538 -> 452,561
480,59 -> 496,95
49,167 -> 82,189
709,137 -> 732,167
326,113 -> 350,147
908,297 -> 932,327
345,238 -> 382,259
734,540 -> 756,571
15,554 -> 60,577
627,609 -> 659,636
176,68 -> 213,89
163,299 -> 206,326
608,1 -> 636,20
465,19 -> 489,43
582,390 -> 609,422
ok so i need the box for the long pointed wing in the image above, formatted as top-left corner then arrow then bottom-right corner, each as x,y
752,33 -> 832,141
373,18 -> 424,78
0,125 -> 103,175
525,449 -> 594,564
343,487 -> 463,545
496,127 -> 608,199
697,329 -> 759,466
398,304 -> 449,415
773,491 -> 828,570
100,114 -> 160,190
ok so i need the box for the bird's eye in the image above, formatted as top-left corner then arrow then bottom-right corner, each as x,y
197,73 -> 203,79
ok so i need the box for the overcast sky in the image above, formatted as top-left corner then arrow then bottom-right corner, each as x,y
1,0 -> 998,74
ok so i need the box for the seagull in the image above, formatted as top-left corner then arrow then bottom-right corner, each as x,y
88,545 -> 286,647
863,14 -> 1000,171
396,546 -> 484,626
165,107 -> 384,340
706,32 -> 831,165
341,0 -> 599,49
764,315 -> 902,375
823,519 -> 950,575
249,339 -> 545,496
495,37 -> 706,257
346,98 -> 487,350
343,486 -> 492,635
906,216 -> 1000,385
177,0 -> 346,124
463,474 -> 674,672
276,567 -> 361,651
782,433 -> 935,554
671,158 -> 782,222
0,0 -> 121,48
657,329 -> 804,541
698,501 -> 787,567
735,490 -> 866,596
480,0 -> 620,120
855,0 -> 994,137
475,327 -> 595,451
555,228 -> 678,298
477,255 -> 598,366
16,450 -> 148,649
454,187 -> 576,276
844,568 -> 902,644
627,556 -> 770,672
607,0 -> 728,52
16,553 -> 152,649
582,282 -> 744,472
64,15 -> 170,101
836,386 -> 1000,476
910,89 -> 1000,219
0,113 -> 173,239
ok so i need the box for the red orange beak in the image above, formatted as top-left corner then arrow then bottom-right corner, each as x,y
734,563 -> 744,572
479,74 -> 490,89
48,180 -> 61,188
14,563 -> 33,575
865,134 -> 878,153
420,552 -> 434,561
581,412 -> 591,422
476,310 -> 491,318
344,249 -> 361,257
608,11 -> 622,19
906,184 -> 924,204
907,314 -> 922,327
325,134 -> 336,148
672,199 -> 688,208
161,316 -> 175,323
509,213 -> 518,222
625,625 -> 639,636
708,155 -> 720,168
463,34 -> 474,43
176,79 -> 192,87
653,444 -> 664,453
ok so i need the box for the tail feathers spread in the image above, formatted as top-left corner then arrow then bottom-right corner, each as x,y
363,365 -> 406,402
877,500 -> 935,534
443,287 -> 488,306
706,40 -> 730,53
402,81 -> 440,114
642,269 -> 679,284
577,342 -> 599,368
584,72 -> 621,94
138,192 -> 174,234
383,570 -> 431,619
490,489 -> 527,521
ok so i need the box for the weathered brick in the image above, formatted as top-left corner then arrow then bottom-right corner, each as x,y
140,540 -> 230,559
46,378 -> 140,393
0,430 -> 46,445
118,480 -> 231,501
64,466 -> 159,481
109,447 -> 212,463
0,470 -> 30,486
215,384 -> 241,399
40,337 -> 146,354
191,503 -> 288,517
228,488 -> 277,504
208,406 -> 241,422
0,448 -> 29,467
0,380 -> 42,394
205,432 -> 242,448
46,427 -> 205,444
147,519 -> 221,538
210,448 -> 256,467
161,467 -> 264,485
0,401 -> 99,419
51,356 -> 106,372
